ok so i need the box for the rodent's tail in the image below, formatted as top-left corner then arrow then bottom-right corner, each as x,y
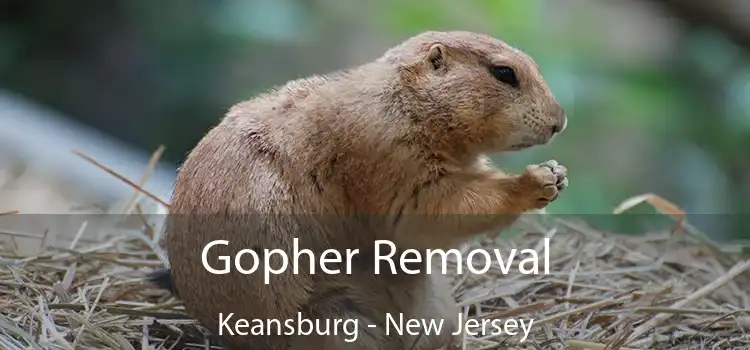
146,268 -> 179,298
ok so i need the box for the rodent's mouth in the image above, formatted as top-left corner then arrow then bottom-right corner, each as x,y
504,129 -> 558,151
509,134 -> 551,150
508,143 -> 534,150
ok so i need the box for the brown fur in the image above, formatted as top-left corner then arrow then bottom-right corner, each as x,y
156,31 -> 568,349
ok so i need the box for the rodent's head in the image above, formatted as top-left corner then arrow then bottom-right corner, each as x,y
381,31 -> 567,154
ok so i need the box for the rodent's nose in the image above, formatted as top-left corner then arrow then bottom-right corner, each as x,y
552,116 -> 567,134
551,104 -> 567,135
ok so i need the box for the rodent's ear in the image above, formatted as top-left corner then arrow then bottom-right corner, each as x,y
425,43 -> 448,71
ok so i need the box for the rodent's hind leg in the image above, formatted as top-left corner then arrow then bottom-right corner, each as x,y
286,317 -> 383,350
393,273 -> 460,350
288,309 -> 394,350
286,286 -> 399,350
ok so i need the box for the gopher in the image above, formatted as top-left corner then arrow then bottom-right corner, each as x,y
148,30 -> 568,350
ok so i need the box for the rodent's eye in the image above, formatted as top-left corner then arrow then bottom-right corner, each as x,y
489,65 -> 518,87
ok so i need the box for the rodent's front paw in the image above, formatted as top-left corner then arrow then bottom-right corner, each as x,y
519,159 -> 568,209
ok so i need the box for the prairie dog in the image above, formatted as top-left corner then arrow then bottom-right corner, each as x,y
149,30 -> 568,349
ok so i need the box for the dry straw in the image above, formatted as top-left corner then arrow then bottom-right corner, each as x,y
1,147 -> 749,349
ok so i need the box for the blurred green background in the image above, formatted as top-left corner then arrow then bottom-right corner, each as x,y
0,0 -> 748,240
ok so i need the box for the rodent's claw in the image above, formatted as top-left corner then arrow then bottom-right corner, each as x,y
520,159 -> 568,209
541,159 -> 558,168
539,159 -> 568,190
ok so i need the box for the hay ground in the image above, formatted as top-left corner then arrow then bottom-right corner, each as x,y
2,210 -> 750,350
1,152 -> 750,350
